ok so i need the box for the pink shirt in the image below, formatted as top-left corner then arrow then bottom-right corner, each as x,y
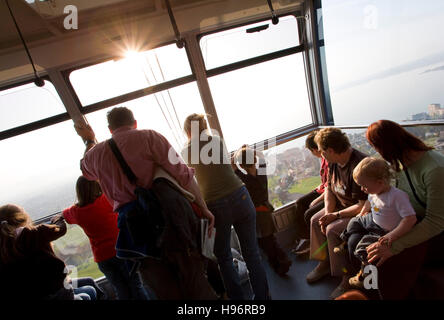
81,127 -> 195,211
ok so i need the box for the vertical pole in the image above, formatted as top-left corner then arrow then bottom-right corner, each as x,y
183,33 -> 225,140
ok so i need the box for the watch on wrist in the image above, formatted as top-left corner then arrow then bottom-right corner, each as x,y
336,211 -> 341,219
84,139 -> 95,146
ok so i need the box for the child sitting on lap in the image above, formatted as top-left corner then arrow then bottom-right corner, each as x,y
335,157 -> 417,288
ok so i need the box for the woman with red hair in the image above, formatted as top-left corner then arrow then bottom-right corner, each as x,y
365,120 -> 444,299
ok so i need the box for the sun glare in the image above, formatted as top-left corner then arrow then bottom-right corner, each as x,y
125,50 -> 140,59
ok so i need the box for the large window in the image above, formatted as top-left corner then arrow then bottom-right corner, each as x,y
342,125 -> 444,157
201,15 -> 312,151
0,80 -> 66,132
52,224 -> 104,280
322,0 -> 444,125
201,16 -> 300,69
262,136 -> 321,209
85,82 -> 206,153
265,123 -> 444,209
208,55 -> 312,151
0,124 -> 84,220
70,43 -> 192,106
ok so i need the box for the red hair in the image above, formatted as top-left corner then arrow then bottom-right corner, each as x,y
366,120 -> 433,171
335,290 -> 368,300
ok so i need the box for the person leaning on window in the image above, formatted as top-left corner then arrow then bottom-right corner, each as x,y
61,176 -> 149,300
74,107 -> 216,300
232,145 -> 292,277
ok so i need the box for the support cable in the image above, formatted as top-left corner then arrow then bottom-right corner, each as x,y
266,0 -> 279,25
164,0 -> 185,48
5,0 -> 44,87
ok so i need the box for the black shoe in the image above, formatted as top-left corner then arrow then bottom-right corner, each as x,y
275,259 -> 292,276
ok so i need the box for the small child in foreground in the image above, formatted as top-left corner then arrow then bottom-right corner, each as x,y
334,157 -> 417,287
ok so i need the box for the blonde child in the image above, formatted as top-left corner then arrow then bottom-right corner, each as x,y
335,157 -> 417,287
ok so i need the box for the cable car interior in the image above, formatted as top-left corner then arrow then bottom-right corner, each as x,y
1,0 -> 444,300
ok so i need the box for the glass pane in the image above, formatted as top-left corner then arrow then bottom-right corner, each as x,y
0,120 -> 84,220
70,43 -> 192,106
200,15 -> 300,69
266,123 -> 444,209
52,224 -> 104,280
0,80 -> 66,132
322,0 -> 444,125
85,82 -> 206,153
343,124 -> 444,157
208,54 -> 312,151
263,136 -> 321,209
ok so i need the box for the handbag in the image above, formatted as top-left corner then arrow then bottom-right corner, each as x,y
108,138 -> 165,256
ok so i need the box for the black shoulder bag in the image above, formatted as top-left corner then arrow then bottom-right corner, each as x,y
403,168 -> 427,209
108,138 -> 164,257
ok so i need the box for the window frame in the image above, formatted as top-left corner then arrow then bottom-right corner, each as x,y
196,12 -> 319,152
63,40 -> 198,115
0,76 -> 71,141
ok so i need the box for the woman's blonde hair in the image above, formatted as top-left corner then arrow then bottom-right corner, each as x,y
184,113 -> 208,138
353,157 -> 392,184
0,204 -> 33,264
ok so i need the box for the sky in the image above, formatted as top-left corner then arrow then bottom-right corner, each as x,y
2,0 -> 444,219
322,0 -> 444,125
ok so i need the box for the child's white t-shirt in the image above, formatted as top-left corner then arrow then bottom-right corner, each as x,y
369,186 -> 416,231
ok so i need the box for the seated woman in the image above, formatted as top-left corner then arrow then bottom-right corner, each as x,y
306,128 -> 367,299
0,204 -> 82,299
232,145 -> 292,276
62,176 -> 148,300
292,130 -> 329,256
182,113 -> 270,300
335,157 -> 417,288
364,120 -> 444,299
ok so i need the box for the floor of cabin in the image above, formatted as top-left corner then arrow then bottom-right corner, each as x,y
260,249 -> 340,300
238,226 -> 341,300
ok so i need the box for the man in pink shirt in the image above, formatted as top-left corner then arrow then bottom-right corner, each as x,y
75,107 -> 216,300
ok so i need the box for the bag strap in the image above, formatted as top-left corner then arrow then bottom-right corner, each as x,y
403,166 -> 427,209
108,138 -> 138,186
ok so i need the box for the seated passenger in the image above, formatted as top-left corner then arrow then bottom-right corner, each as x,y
306,128 -> 368,299
292,130 -> 328,256
62,176 -> 149,300
335,157 -> 417,289
182,113 -> 270,300
0,204 -> 72,299
232,145 -> 292,276
364,120 -> 444,299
